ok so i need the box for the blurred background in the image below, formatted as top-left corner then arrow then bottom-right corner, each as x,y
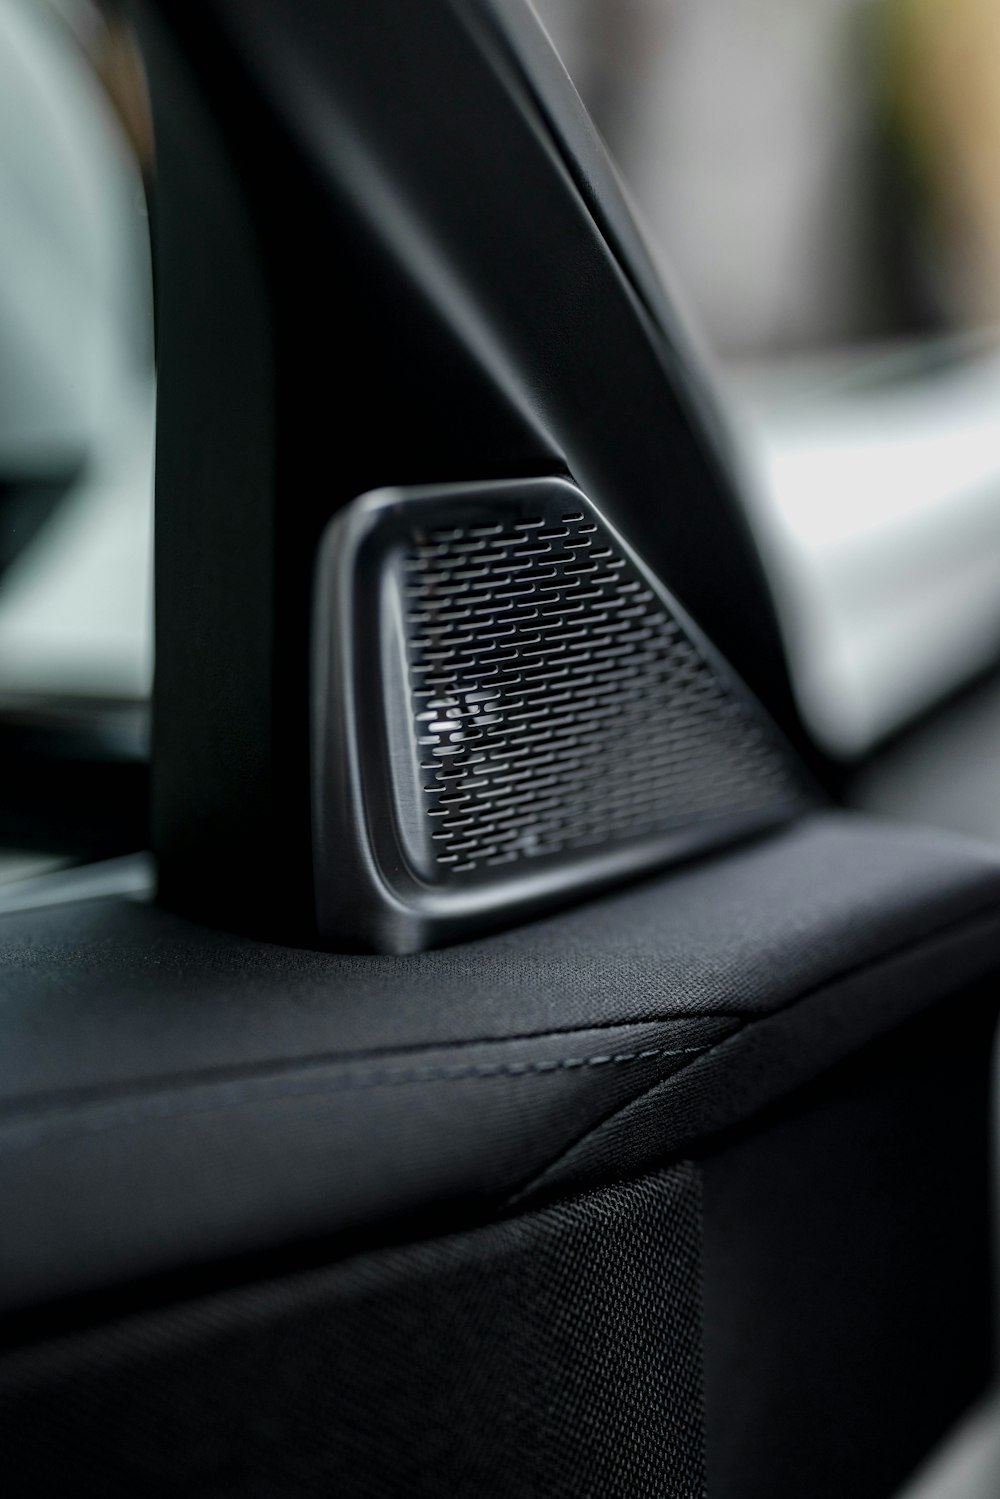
0,0 -> 151,873
5,0 -> 1000,866
533,0 -> 1000,834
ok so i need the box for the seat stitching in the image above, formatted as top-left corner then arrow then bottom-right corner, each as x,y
506,903 -> 1000,1205
0,1043 -> 715,1149
5,899 -> 1000,1149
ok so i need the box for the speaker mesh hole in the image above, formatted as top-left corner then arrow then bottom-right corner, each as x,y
403,507 -> 797,877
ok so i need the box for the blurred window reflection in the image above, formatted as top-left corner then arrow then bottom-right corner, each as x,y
534,0 -> 1000,755
4,2 -> 1000,766
0,0 -> 153,708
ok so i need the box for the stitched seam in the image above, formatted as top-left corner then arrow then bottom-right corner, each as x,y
5,886 -> 1000,1110
0,1045 -> 714,1149
0,1032 -> 724,1119
324,1043 -> 710,1086
506,1044 -> 735,1210
507,902 -> 1000,1204
0,1018 -> 725,1120
5,895 -> 1000,1133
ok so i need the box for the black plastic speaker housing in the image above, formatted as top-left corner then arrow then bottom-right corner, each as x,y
313,478 -> 806,951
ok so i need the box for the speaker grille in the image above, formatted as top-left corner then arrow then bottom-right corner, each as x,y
403,504 -> 793,879
314,478 -> 807,949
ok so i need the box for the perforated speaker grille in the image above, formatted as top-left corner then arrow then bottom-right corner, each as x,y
404,506 -> 793,878
313,477 -> 808,950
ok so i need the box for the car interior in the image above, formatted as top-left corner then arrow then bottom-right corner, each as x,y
4,2 -> 1000,1495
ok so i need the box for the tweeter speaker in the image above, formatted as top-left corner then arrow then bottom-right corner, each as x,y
312,477 -> 808,952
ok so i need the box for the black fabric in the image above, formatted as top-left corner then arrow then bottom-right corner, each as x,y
4,813 -> 1000,1314
1,1164 -> 705,1499
511,896 -> 1000,1206
702,987 -> 997,1499
0,1012 -> 728,1316
2,814 -> 999,1100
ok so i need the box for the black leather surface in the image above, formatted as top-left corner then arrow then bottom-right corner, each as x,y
3,812 -> 1000,1316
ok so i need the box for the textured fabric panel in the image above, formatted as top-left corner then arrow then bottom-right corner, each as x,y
509,917 -> 1000,1206
0,1014 -> 729,1316
3,816 -> 1000,1108
703,991 -> 997,1499
5,814 -> 1000,1317
0,1165 -> 705,1499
